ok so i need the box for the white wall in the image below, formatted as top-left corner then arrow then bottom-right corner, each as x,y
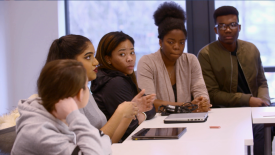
0,1 -> 60,115
0,2 -> 9,115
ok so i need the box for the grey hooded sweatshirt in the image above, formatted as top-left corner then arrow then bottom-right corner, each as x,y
11,98 -> 112,155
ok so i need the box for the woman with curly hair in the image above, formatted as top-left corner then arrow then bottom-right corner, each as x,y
137,1 -> 211,112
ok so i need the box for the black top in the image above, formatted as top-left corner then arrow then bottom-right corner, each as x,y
231,44 -> 251,94
172,84 -> 177,102
90,69 -> 156,141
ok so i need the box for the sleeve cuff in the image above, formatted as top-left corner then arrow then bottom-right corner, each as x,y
239,94 -> 252,106
66,110 -> 85,125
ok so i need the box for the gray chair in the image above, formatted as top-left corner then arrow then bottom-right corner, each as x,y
0,126 -> 16,155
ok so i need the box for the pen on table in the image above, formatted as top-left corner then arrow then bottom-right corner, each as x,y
209,126 -> 221,129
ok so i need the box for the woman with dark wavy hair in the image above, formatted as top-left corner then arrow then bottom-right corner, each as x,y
137,2 -> 212,112
91,31 -> 156,142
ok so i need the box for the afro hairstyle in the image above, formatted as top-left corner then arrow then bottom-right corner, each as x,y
213,6 -> 239,24
153,1 -> 187,40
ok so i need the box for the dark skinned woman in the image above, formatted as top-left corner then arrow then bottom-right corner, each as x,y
137,2 -> 212,112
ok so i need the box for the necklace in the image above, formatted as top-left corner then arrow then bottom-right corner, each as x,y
168,67 -> 175,79
168,72 -> 173,79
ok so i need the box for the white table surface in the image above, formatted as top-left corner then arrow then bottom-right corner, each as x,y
112,139 -> 245,155
251,107 -> 275,124
251,107 -> 275,155
112,108 -> 254,155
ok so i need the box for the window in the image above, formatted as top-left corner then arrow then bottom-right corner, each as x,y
215,1 -> 275,98
67,1 -> 186,70
66,1 -> 274,98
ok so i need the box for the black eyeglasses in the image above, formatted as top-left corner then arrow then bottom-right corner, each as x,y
215,22 -> 239,30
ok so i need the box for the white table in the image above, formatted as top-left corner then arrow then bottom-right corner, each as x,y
112,139 -> 245,155
251,107 -> 275,155
112,108 -> 254,155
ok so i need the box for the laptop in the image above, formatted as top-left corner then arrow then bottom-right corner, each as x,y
164,112 -> 208,123
132,127 -> 187,140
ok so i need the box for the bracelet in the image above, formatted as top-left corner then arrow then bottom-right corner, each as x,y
142,112 -> 147,120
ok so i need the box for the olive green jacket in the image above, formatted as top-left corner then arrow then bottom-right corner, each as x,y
198,39 -> 270,107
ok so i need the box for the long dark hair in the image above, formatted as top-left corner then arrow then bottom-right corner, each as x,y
95,31 -> 139,92
37,59 -> 86,113
46,34 -> 91,64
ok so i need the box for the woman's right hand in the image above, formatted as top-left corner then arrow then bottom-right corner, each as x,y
52,97 -> 78,120
191,96 -> 212,112
118,101 -> 139,120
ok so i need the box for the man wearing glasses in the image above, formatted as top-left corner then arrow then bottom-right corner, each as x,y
198,6 -> 271,155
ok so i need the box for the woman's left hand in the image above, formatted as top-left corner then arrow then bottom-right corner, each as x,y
131,89 -> 156,112
191,96 -> 212,112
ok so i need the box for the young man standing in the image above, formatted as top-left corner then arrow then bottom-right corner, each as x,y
198,6 -> 271,155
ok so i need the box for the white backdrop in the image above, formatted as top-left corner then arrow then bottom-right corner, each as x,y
0,1 -> 64,115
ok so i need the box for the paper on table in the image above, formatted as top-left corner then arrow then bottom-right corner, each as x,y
262,112 -> 275,117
